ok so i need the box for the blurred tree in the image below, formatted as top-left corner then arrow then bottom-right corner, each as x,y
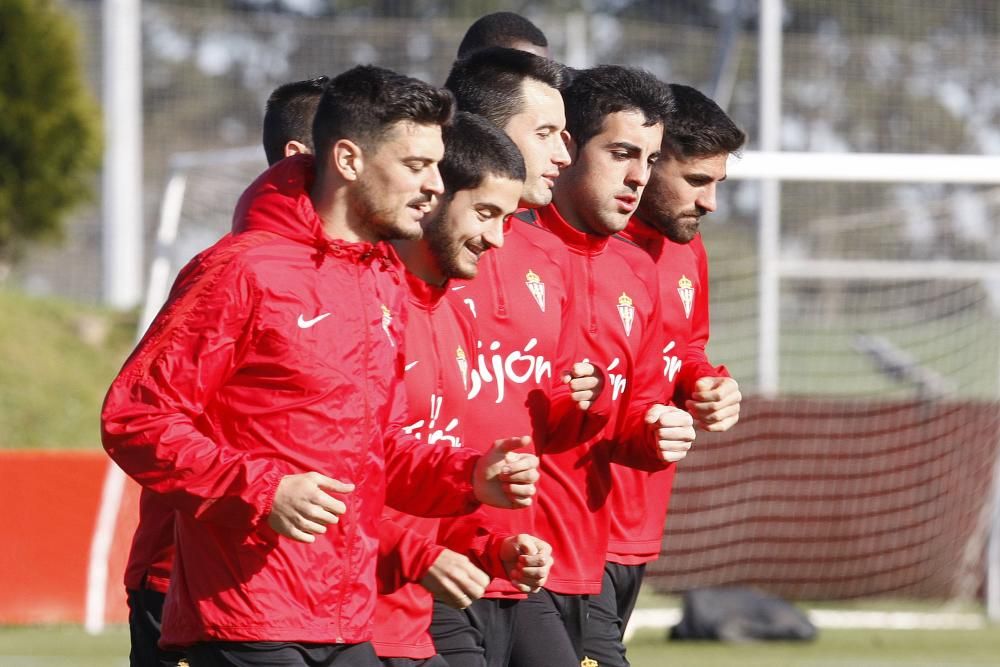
0,0 -> 101,262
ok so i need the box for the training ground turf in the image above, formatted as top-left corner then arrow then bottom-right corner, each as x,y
3,624 -> 1000,667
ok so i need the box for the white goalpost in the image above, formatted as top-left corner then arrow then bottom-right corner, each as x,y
665,147 -> 1000,626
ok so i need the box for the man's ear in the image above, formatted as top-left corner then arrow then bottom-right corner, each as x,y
283,140 -> 311,158
331,139 -> 364,181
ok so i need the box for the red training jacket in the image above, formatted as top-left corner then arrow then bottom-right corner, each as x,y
373,268 -> 481,659
532,203 -> 671,594
101,155 -> 483,647
441,211 -> 597,598
606,218 -> 730,563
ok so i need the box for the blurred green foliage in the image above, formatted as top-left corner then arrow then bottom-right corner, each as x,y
0,0 -> 102,262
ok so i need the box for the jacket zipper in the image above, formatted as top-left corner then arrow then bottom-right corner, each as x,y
337,258 -> 370,643
586,249 -> 597,334
431,307 -> 444,397
489,247 -> 508,319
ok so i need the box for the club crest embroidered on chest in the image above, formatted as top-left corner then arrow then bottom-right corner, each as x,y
456,346 -> 469,391
617,292 -> 635,336
525,269 -> 546,312
678,274 -> 694,319
380,304 -> 395,347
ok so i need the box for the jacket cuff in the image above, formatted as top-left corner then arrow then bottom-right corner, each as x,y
457,451 -> 482,513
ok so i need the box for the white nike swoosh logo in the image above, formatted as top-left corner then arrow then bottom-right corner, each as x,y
297,313 -> 331,329
451,285 -> 467,291
405,361 -> 420,371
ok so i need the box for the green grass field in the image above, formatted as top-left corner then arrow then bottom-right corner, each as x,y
0,289 -> 136,448
3,623 -> 1000,667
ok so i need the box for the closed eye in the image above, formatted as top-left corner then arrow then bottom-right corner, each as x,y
405,159 -> 433,172
476,205 -> 503,220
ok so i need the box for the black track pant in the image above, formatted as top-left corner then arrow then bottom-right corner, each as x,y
429,597 -> 518,667
380,657 -> 450,667
126,587 -> 187,667
187,641 -> 381,667
580,562 -> 646,667
507,589 -> 585,667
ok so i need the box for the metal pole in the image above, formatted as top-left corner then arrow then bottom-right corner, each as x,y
989,418 -> 1000,622
757,0 -> 782,397
709,0 -> 744,111
102,0 -> 143,308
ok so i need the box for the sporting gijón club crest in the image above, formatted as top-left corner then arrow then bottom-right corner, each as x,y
525,269 -> 545,312
617,292 -> 635,336
677,274 -> 694,319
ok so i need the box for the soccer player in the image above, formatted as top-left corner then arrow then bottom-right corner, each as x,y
261,75 -> 327,165
121,76 -> 329,667
372,111 -> 555,667
102,65 -> 540,667
511,66 -> 697,666
456,12 -> 549,58
583,84 -> 746,666
432,48 -> 602,667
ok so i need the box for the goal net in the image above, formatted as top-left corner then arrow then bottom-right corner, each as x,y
646,165 -> 1000,605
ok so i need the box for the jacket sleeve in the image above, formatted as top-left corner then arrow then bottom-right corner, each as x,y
609,273 -> 674,472
376,514 -> 445,595
541,254 -> 613,447
101,250 -> 288,532
436,509 -> 513,581
383,351 -> 482,518
674,236 -> 729,404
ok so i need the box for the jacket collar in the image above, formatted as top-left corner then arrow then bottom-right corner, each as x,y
231,154 -> 390,267
620,215 -> 664,254
535,202 -> 609,254
404,266 -> 448,311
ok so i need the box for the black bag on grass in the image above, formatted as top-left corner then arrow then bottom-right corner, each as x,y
669,586 -> 817,642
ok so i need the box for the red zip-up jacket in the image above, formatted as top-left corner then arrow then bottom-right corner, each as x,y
373,268 -> 481,659
532,203 -> 671,594
606,218 -> 730,563
123,491 -> 173,593
441,211 -> 601,598
101,155 -> 484,647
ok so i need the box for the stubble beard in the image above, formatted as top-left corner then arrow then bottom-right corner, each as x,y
641,200 -> 701,245
353,180 -> 423,242
663,215 -> 700,244
423,208 -> 476,281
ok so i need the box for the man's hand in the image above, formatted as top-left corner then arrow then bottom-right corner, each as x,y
419,549 -> 490,609
499,534 -> 553,593
685,376 -> 741,432
645,404 -> 696,464
473,436 -> 538,509
562,361 -> 604,410
267,472 -> 354,543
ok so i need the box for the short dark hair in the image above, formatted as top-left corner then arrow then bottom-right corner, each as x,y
439,112 -> 526,197
562,65 -> 675,149
262,76 -> 327,166
457,12 -> 548,58
445,47 -> 569,129
312,65 -> 454,171
662,83 -> 746,159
